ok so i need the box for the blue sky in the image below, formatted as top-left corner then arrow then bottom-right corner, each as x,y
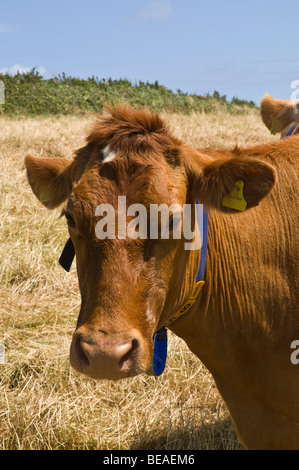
1,0 -> 298,104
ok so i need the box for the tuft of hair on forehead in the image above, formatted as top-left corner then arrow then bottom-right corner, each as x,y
86,103 -> 178,155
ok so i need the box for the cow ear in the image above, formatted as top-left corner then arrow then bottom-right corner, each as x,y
188,155 -> 276,212
24,155 -> 74,209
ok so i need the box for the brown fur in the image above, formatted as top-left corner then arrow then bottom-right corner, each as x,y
24,105 -> 299,449
260,93 -> 299,137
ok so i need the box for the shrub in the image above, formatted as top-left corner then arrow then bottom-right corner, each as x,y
0,69 -> 257,116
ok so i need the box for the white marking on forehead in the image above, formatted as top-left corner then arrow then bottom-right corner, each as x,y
102,145 -> 116,163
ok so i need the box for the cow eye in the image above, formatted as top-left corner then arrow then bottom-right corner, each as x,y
143,239 -> 153,262
164,212 -> 182,237
64,212 -> 76,228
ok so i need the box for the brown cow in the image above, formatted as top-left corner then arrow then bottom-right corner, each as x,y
24,105 -> 299,450
261,93 -> 299,137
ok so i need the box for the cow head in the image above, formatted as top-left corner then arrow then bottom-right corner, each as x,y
24,105 -> 276,380
260,93 -> 299,138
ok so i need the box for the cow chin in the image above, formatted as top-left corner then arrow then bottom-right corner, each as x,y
69,326 -> 153,381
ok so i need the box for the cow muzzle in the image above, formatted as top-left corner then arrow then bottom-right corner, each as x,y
69,326 -> 149,380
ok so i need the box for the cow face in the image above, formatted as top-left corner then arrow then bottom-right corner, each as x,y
25,105 -> 276,380
62,144 -> 190,380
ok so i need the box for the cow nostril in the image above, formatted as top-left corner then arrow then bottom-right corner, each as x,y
118,338 -> 139,370
74,334 -> 90,368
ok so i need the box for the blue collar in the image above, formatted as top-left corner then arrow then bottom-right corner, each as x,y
286,123 -> 297,137
151,202 -> 209,376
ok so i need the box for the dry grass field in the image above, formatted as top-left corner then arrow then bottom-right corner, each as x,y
0,108 -> 278,450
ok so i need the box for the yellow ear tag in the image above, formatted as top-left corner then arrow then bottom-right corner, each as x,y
39,191 -> 49,204
222,180 -> 247,211
270,118 -> 279,135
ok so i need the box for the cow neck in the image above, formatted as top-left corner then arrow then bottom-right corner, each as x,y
150,201 -> 209,376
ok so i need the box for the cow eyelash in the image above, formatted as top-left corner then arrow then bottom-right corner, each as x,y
63,211 -> 76,228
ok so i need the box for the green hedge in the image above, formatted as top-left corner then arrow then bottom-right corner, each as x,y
0,69 -> 257,116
